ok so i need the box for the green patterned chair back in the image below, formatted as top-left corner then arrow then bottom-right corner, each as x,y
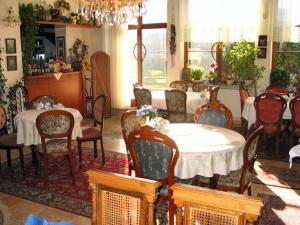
134,88 -> 152,109
169,80 -> 188,92
244,126 -> 264,163
165,89 -> 187,113
30,95 -> 58,109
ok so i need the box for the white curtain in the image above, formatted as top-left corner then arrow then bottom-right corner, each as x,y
100,25 -> 132,109
179,0 -> 260,42
273,0 -> 300,42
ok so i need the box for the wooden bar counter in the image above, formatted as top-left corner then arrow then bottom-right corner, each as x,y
26,71 -> 86,117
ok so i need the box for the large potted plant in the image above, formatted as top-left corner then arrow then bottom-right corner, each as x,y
223,39 -> 265,95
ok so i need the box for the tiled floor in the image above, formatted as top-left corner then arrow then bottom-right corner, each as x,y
0,112 -> 300,224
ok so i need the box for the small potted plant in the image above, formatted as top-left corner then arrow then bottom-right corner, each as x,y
190,67 -> 205,80
270,68 -> 290,86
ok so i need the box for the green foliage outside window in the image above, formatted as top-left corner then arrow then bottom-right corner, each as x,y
275,42 -> 300,74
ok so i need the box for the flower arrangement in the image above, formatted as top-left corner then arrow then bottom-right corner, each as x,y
136,105 -> 158,120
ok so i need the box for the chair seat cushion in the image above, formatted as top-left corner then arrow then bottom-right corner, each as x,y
38,139 -> 74,153
0,133 -> 21,148
79,127 -> 102,140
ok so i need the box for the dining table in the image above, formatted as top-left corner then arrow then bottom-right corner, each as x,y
160,123 -> 246,187
242,96 -> 291,129
151,90 -> 208,114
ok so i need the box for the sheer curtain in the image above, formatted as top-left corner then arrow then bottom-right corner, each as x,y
273,0 -> 300,42
100,25 -> 132,109
179,0 -> 260,42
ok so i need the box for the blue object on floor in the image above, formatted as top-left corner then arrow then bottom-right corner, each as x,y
25,214 -> 73,225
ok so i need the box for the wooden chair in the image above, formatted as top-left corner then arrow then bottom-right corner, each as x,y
194,100 -> 233,129
171,183 -> 263,225
128,125 -> 180,225
266,85 -> 289,96
133,87 -> 152,109
294,87 -> 300,96
254,92 -> 287,158
77,94 -> 106,168
169,80 -> 188,92
192,81 -> 205,92
29,95 -> 58,109
165,89 -> 187,123
0,105 -> 25,175
87,170 -> 161,225
36,110 -> 75,186
121,110 -> 146,175
209,85 -> 220,102
239,85 -> 250,137
198,126 -> 264,195
289,95 -> 300,147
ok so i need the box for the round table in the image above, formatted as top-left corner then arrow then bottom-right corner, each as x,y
15,108 -> 83,146
160,123 -> 246,179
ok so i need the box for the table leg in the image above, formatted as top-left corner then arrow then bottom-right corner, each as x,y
30,145 -> 39,173
209,174 -> 219,189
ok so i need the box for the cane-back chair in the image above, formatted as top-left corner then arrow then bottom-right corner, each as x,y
169,80 -> 188,92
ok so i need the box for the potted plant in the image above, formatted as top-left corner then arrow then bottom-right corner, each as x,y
270,68 -> 290,86
223,39 -> 265,95
190,67 -> 205,80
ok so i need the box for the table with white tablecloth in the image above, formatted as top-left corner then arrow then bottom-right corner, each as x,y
151,90 -> 208,114
160,123 -> 246,179
242,97 -> 291,129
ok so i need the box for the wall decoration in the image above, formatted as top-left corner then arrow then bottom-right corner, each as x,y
7,56 -> 17,71
5,38 -> 16,54
257,47 -> 267,59
169,24 -> 176,67
258,35 -> 267,46
56,36 -> 65,60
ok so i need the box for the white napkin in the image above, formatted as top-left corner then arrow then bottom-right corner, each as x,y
53,72 -> 63,80
289,144 -> 300,169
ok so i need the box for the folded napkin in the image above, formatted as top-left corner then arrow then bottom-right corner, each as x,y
25,214 -> 72,225
53,72 -> 63,80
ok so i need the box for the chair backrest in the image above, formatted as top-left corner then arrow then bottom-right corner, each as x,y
165,89 -> 187,113
169,80 -> 188,92
93,94 -> 106,126
133,82 -> 143,89
254,92 -> 287,127
209,85 -> 220,102
87,170 -> 161,225
29,95 -> 58,109
0,105 -> 7,135
289,95 -> 300,131
194,100 -> 233,128
192,82 -> 205,92
133,87 -> 152,109
239,85 -> 250,115
171,183 -> 263,225
128,125 -> 179,188
266,85 -> 289,96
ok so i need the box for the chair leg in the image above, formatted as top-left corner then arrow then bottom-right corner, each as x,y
100,138 -> 105,165
43,157 -> 48,187
247,186 -> 252,196
169,198 -> 175,225
93,140 -> 98,159
78,140 -> 83,169
6,149 -> 11,167
67,154 -> 75,184
18,148 -> 25,175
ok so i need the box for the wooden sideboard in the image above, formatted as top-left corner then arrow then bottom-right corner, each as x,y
26,71 -> 86,117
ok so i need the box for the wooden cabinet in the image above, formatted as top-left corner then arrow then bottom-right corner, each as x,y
26,72 -> 86,117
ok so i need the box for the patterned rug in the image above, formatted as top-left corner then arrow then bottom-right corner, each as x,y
257,194 -> 300,225
254,164 -> 300,190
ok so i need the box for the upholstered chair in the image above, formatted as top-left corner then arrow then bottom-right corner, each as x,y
36,110 -> 75,186
133,87 -> 152,109
239,85 -> 250,137
289,95 -> 300,147
194,100 -> 233,129
87,170 -> 162,225
133,82 -> 143,89
254,92 -> 287,158
165,89 -> 188,123
77,94 -> 106,168
208,85 -> 219,102
29,95 -> 58,109
0,105 -> 25,175
169,80 -> 188,92
128,125 -> 180,225
121,110 -> 146,175
192,82 -> 205,92
266,85 -> 289,96
198,126 -> 263,195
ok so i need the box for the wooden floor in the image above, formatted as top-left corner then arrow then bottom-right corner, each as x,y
0,112 -> 300,225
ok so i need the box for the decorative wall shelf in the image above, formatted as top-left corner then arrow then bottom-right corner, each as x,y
35,21 -> 101,28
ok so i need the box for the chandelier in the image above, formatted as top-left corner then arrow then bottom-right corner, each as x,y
78,0 -> 147,26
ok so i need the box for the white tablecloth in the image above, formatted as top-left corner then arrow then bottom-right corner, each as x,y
160,123 -> 245,178
242,97 -> 291,129
151,90 -> 208,114
15,108 -> 83,146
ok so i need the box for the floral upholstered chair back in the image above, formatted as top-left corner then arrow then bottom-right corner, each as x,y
192,82 -> 205,92
30,95 -> 58,109
93,94 -> 106,126
194,100 -> 233,129
0,105 -> 7,135
169,80 -> 188,92
133,88 -> 152,109
165,89 -> 187,114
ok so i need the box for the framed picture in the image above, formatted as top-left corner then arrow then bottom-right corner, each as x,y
258,35 -> 267,47
257,47 -> 267,59
5,38 -> 16,54
56,37 -> 65,61
7,56 -> 17,71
